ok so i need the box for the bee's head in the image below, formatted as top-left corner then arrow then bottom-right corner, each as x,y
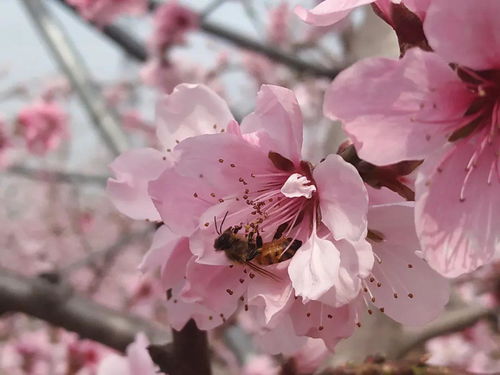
214,230 -> 234,251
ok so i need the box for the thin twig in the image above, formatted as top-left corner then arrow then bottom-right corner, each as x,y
21,0 -> 129,156
6,165 -> 107,186
54,0 -> 340,79
0,266 -> 168,352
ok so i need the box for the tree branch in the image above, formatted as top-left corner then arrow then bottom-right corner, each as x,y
53,0 -> 340,79
395,306 -> 499,359
5,165 -> 107,186
0,266 -> 169,352
21,0 -> 129,157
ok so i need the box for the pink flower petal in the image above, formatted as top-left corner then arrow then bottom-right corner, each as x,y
314,154 -> 368,241
288,232 -> 341,301
290,298 -> 358,350
156,84 -> 234,152
148,167 -> 212,236
367,203 -> 449,325
107,148 -> 167,221
415,138 -> 500,277
247,264 -> 294,325
294,0 -> 373,26
240,85 -> 303,164
324,49 -> 473,165
425,0 -> 500,71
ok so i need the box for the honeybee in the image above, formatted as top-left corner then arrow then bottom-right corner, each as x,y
213,215 -> 302,280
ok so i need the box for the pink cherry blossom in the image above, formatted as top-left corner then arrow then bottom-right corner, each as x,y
324,0 -> 500,277
96,333 -> 157,375
67,0 -> 146,26
148,84 -> 370,312
149,2 -> 198,56
108,83 -> 371,344
16,101 -> 68,155
295,0 -> 431,27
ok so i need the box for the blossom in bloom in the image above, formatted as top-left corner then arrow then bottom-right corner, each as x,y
324,0 -> 500,277
67,0 -> 146,26
148,2 -> 198,56
295,0 -> 431,27
108,83 -> 371,344
97,333 -> 157,375
108,83 -> 448,351
16,101 -> 68,155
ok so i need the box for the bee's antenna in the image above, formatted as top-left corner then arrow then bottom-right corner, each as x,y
214,216 -> 220,235
220,211 -> 229,234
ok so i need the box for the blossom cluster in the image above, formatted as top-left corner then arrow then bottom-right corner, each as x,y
108,82 -> 449,351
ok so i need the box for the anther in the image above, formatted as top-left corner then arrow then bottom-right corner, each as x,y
162,156 -> 167,160
356,322 -> 362,328
369,277 -> 375,283
193,193 -> 198,198
408,293 -> 414,299
239,278 -> 244,284
249,273 -> 255,279
226,289 -> 234,295
318,326 -> 324,331
371,297 -> 376,303
408,264 -> 413,269
393,293 -> 398,299
245,304 -> 249,311
327,314 -> 333,319
230,164 -> 236,168
380,307 -> 385,313
306,313 -> 311,317
218,199 -> 224,203
219,159 -> 224,163
204,222 -> 209,227
377,282 -> 382,287
209,316 -> 213,320
210,193 -> 216,197
239,296 -> 244,302
368,309 -> 373,315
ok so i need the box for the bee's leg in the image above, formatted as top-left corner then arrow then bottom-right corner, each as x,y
290,239 -> 302,251
256,233 -> 263,249
273,222 -> 288,239
247,243 -> 259,261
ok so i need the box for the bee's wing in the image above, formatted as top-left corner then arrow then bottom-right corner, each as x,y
244,261 -> 281,282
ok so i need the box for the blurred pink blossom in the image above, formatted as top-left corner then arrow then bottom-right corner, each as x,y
426,322 -> 500,374
242,355 -> 280,375
96,333 -> 157,375
324,0 -> 500,277
67,0 -> 146,26
149,1 -> 198,56
16,101 -> 68,155
267,2 -> 290,45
